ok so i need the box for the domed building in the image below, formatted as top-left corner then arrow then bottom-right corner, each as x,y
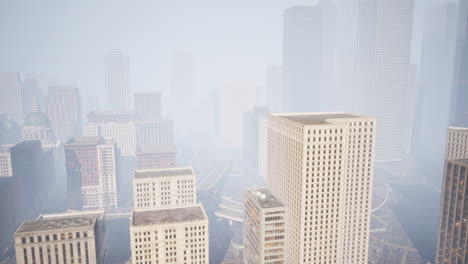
22,98 -> 55,143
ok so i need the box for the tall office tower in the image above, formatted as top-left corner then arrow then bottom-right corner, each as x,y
412,3 -> 457,161
243,106 -> 269,171
0,147 -> 13,177
266,66 -> 283,113
136,120 -> 173,146
85,121 -> 136,157
136,144 -> 177,170
243,188 -> 286,264
450,0 -> 468,126
335,0 -> 414,162
45,86 -> 83,142
0,176 -> 15,250
134,93 -> 162,121
64,136 -> 118,210
267,113 -> 376,264
445,127 -> 468,159
435,158 -> 468,264
105,51 -> 131,110
130,204 -> 208,264
14,211 -> 107,264
20,77 -> 43,120
282,6 -> 322,112
0,72 -> 23,123
133,167 -> 196,211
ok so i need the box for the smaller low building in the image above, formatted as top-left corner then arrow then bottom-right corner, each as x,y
130,205 -> 209,264
243,187 -> 286,264
14,211 -> 107,264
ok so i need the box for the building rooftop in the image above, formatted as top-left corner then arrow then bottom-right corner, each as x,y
0,146 -> 11,153
132,205 -> 206,226
135,167 -> 194,179
246,188 -> 285,209
136,144 -> 177,154
16,214 -> 98,234
65,136 -> 104,146
272,112 -> 369,125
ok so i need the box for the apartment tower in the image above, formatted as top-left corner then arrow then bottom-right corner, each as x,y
267,113 -> 376,264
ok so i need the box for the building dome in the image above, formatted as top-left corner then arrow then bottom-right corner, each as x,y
24,111 -> 51,127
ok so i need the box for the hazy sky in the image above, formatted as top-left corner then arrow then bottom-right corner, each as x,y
0,0 -> 303,102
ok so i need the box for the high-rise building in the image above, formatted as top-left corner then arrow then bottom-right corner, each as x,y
105,51 -> 131,110
64,136 -> 118,210
282,6 -> 322,113
20,77 -> 43,121
0,176 -> 15,249
412,3 -> 457,162
45,85 -> 83,142
136,144 -> 177,170
133,167 -> 196,211
267,113 -> 376,264
136,120 -> 173,146
130,205 -> 208,264
14,211 -> 107,264
0,72 -> 23,124
87,111 -> 138,123
0,147 -> 13,177
85,121 -> 136,157
445,127 -> 468,159
450,0 -> 468,127
243,188 -> 286,264
134,93 -> 162,121
436,159 -> 468,263
335,0 -> 414,162
265,66 -> 283,113
243,106 -> 268,171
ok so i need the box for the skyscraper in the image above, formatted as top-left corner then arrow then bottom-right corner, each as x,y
134,93 -> 162,121
265,66 -> 283,113
14,211 -> 107,264
20,77 -> 43,121
0,72 -> 23,124
243,188 -> 286,264
450,0 -> 468,127
45,86 -> 83,142
105,51 -> 131,110
282,6 -> 322,113
435,128 -> 468,264
130,205 -> 209,264
136,120 -> 173,146
64,136 -> 118,210
335,0 -> 414,162
133,167 -> 196,211
136,144 -> 177,170
267,113 -> 376,264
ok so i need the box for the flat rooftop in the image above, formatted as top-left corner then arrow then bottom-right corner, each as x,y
273,113 -> 367,125
16,214 -> 98,234
65,136 -> 103,146
136,144 -> 176,154
132,205 -> 206,226
135,167 -> 193,179
247,188 -> 285,209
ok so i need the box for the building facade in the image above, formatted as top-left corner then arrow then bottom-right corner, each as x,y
133,167 -> 196,211
64,136 -> 118,210
45,86 -> 82,142
85,121 -> 136,157
0,72 -> 23,124
22,99 -> 55,143
436,158 -> 468,264
445,127 -> 468,159
136,144 -> 177,170
243,188 -> 286,264
267,113 -> 376,264
14,211 -> 107,264
130,205 -> 208,264
0,147 -> 13,177
136,120 -> 173,146
134,93 -> 162,121
105,51 -> 131,110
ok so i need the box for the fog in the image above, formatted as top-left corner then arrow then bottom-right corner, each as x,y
0,0 -> 465,263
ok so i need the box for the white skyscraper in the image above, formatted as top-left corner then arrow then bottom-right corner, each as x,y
243,188 -> 286,264
335,0 -> 414,162
133,167 -> 196,211
267,113 -> 376,264
136,120 -> 173,146
85,121 -> 136,157
0,72 -> 23,124
445,127 -> 468,159
105,51 -> 131,110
